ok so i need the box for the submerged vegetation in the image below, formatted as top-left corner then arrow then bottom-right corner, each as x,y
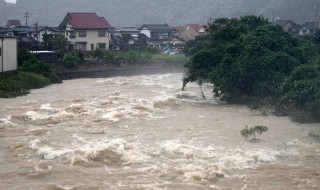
241,125 -> 268,142
183,15 -> 320,123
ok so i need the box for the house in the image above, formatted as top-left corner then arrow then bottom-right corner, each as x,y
299,22 -> 317,36
36,26 -> 62,43
6,20 -> 21,28
111,33 -> 150,51
111,27 -> 140,37
110,26 -> 151,50
59,12 -> 112,51
139,24 -> 176,50
5,26 -> 37,38
0,36 -> 18,73
273,19 -> 299,35
178,24 -> 206,41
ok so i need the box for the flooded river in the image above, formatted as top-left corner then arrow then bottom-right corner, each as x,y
0,72 -> 319,190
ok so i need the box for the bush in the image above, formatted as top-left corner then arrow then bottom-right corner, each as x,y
103,51 -> 115,63
19,56 -> 61,83
17,48 -> 36,67
63,51 -> 80,68
125,50 -> 140,63
92,48 -> 106,62
0,72 -> 51,98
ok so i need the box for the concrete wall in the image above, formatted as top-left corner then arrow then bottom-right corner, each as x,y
0,37 -> 17,73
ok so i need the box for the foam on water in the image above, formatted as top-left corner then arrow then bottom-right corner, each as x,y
29,136 -> 149,166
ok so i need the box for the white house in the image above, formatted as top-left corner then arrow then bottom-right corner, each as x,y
59,13 -> 112,51
0,36 -> 17,73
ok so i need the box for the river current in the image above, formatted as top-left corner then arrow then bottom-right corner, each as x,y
0,72 -> 319,190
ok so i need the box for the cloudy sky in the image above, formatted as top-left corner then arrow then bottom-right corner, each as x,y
5,0 -> 16,3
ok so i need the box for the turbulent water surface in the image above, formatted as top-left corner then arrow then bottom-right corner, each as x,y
0,73 -> 319,190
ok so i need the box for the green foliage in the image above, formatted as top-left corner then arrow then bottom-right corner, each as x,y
125,50 -> 140,64
92,48 -> 106,62
17,48 -> 36,67
48,35 -> 69,61
240,125 -> 268,142
183,16 -> 302,101
281,63 -> 320,122
62,51 -> 80,68
0,72 -> 51,98
19,56 -> 61,83
103,51 -> 115,63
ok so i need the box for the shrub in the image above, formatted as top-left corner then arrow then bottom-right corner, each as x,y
125,50 -> 140,63
19,56 -> 61,83
103,51 -> 115,63
0,72 -> 51,98
92,48 -> 106,62
63,51 -> 80,68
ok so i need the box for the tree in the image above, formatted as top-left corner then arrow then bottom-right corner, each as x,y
62,51 -> 79,68
92,48 -> 106,62
183,16 -> 302,102
240,125 -> 268,142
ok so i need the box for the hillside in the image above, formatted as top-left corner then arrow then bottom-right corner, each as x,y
0,0 -> 318,27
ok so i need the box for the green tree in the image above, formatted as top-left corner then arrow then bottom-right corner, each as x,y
92,48 -> 106,62
183,16 -> 302,102
62,51 -> 79,68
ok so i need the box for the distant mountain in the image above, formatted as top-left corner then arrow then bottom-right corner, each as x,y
0,0 -> 318,27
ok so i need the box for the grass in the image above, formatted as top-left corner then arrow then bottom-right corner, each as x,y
151,54 -> 189,63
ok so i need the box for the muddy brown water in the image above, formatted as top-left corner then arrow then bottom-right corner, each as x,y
0,72 -> 319,190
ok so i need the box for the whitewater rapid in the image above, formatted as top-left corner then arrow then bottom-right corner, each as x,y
0,73 -> 319,189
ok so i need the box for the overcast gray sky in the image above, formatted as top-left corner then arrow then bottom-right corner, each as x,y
5,0 -> 16,3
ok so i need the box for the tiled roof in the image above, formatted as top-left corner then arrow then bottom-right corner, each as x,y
273,19 -> 296,26
66,13 -> 112,29
186,24 -> 205,32
139,24 -> 174,32
175,26 -> 184,32
303,22 -> 317,30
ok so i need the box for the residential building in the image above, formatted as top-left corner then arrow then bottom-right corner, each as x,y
299,22 -> 317,36
0,36 -> 17,73
139,24 -> 176,50
36,26 -> 62,43
178,24 -> 206,41
59,12 -> 112,51
110,27 -> 150,50
111,27 -> 140,37
273,19 -> 299,35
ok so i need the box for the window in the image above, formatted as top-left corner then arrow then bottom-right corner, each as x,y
159,32 -> 169,40
98,43 -> 106,49
69,31 -> 75,38
98,31 -> 106,37
78,31 -> 86,37
76,42 -> 87,51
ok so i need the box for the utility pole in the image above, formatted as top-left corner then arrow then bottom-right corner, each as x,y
24,11 -> 29,26
1,38 -> 4,75
316,0 -> 320,29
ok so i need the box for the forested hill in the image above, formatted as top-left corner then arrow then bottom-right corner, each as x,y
0,0 -> 318,27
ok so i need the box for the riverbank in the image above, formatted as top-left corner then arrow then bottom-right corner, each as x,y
52,61 -> 185,80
